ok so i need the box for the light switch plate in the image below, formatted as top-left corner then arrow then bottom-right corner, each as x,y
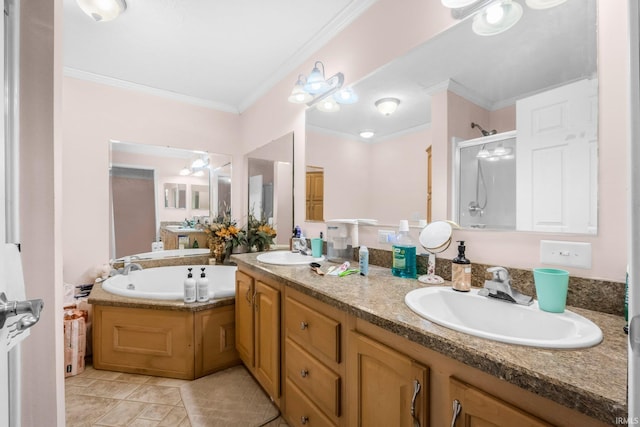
378,230 -> 395,244
540,240 -> 592,269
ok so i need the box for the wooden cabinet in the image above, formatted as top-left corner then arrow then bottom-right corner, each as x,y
348,331 -> 429,427
283,289 -> 345,426
449,378 -> 551,427
194,305 -> 239,378
235,269 -> 281,402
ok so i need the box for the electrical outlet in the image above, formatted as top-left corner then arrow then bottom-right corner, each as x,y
378,230 -> 395,244
540,240 -> 592,269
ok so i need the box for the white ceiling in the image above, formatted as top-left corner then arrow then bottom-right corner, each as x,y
63,0 -> 377,113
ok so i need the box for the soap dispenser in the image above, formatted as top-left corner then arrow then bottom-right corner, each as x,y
451,241 -> 471,292
391,220 -> 417,279
196,267 -> 209,302
184,268 -> 196,303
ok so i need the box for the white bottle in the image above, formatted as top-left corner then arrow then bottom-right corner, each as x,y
196,267 -> 209,302
359,246 -> 369,276
183,268 -> 196,303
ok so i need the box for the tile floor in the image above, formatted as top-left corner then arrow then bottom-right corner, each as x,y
65,364 -> 289,427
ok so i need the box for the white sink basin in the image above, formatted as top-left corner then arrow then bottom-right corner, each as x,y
257,250 -> 325,265
404,287 -> 602,349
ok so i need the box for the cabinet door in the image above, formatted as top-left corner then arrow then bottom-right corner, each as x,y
449,378 -> 551,427
255,280 -> 281,399
235,271 -> 255,367
350,332 -> 428,427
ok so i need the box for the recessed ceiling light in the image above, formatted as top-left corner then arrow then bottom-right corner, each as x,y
359,130 -> 375,139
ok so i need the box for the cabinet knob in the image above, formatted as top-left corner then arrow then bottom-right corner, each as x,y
300,369 -> 309,378
301,416 -> 309,425
300,321 -> 308,330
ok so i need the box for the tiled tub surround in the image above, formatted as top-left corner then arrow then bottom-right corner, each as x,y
364,246 -> 625,316
232,252 -> 627,424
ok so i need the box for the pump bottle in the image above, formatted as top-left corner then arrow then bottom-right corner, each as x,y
197,267 -> 209,302
451,241 -> 471,291
184,268 -> 196,303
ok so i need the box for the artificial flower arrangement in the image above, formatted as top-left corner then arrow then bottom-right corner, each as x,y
204,208 -> 245,261
245,211 -> 277,252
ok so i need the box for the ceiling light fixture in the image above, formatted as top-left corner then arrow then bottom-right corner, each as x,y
375,98 -> 400,116
76,0 -> 127,22
179,166 -> 191,176
525,0 -> 567,9
288,61 -> 356,111
359,130 -> 375,139
316,97 -> 341,113
476,145 -> 491,158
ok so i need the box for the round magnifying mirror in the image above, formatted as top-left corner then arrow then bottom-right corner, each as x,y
418,221 -> 454,285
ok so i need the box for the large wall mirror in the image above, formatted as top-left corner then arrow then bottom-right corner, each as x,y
246,132 -> 294,245
305,0 -> 597,232
109,141 -> 232,258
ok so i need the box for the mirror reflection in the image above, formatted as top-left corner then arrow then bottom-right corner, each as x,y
305,0 -> 597,232
305,166 -> 324,221
246,132 -> 294,245
164,183 -> 186,209
109,141 -> 232,258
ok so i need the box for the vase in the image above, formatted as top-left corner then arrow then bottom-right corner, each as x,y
209,239 -> 226,264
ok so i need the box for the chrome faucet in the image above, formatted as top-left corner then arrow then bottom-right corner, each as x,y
478,266 -> 533,306
122,263 -> 143,275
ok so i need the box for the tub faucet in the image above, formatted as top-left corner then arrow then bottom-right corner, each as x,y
478,266 -> 533,306
122,263 -> 143,275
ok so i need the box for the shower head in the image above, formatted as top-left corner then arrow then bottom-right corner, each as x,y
471,122 -> 497,137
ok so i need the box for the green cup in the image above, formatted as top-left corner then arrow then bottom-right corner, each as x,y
533,268 -> 569,313
311,238 -> 323,258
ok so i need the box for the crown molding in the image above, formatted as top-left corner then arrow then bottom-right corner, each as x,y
64,67 -> 240,113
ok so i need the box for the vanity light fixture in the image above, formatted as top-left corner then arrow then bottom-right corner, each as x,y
472,0 -> 523,36
316,97 -> 341,113
76,0 -> 127,22
375,97 -> 400,116
476,145 -> 491,158
192,170 -> 205,177
179,166 -> 192,176
492,143 -> 508,155
287,61 -> 356,110
359,130 -> 375,139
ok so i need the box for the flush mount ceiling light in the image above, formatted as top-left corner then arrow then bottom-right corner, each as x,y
375,97 -> 400,116
76,0 -> 127,22
472,0 -> 523,36
288,61 -> 355,111
441,0 -> 478,7
359,130 -> 375,139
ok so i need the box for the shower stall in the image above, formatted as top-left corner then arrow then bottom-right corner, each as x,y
453,131 -> 517,230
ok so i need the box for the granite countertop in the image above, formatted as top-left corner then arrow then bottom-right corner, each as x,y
232,252 -> 627,423
88,282 -> 234,312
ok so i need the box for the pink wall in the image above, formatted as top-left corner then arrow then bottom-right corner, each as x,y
20,0 -> 65,425
63,78 -> 241,284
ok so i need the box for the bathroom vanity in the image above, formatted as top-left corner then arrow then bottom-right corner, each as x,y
159,226 -> 209,250
233,253 -> 625,427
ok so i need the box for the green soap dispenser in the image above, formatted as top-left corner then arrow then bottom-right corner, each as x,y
451,240 -> 471,291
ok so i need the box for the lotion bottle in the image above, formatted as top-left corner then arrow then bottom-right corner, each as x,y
451,241 -> 471,291
184,268 -> 196,303
197,267 -> 209,302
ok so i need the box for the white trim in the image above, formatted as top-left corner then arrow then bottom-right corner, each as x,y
63,67 -> 240,113
307,121 -> 431,144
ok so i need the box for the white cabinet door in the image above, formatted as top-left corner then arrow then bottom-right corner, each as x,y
516,78 -> 597,234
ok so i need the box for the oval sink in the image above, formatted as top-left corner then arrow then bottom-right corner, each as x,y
257,250 -> 325,265
404,287 -> 602,349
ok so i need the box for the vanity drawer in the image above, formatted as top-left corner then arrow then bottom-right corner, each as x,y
285,295 -> 341,363
285,378 -> 337,427
285,338 -> 341,419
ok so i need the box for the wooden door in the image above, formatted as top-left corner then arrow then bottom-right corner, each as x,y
350,332 -> 428,427
235,271 -> 255,368
254,280 -> 281,399
449,378 -> 551,427
306,171 -> 324,221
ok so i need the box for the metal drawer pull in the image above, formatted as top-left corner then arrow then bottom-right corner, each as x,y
411,379 -> 421,427
301,415 -> 309,424
300,321 -> 308,330
451,399 -> 462,427
300,369 -> 309,378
